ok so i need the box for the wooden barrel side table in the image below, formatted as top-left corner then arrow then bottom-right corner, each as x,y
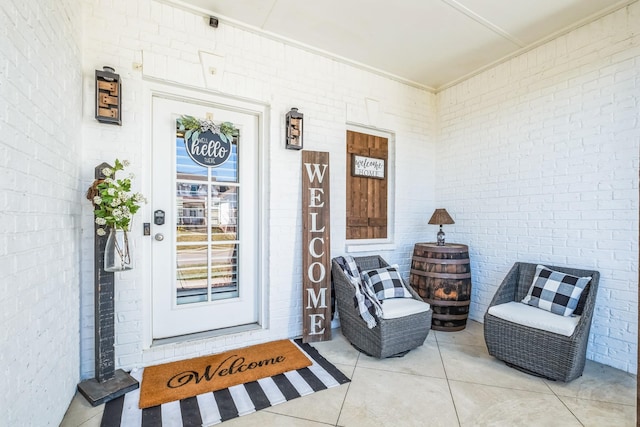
409,243 -> 471,331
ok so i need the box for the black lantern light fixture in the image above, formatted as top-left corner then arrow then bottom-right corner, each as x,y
95,66 -> 122,125
285,107 -> 303,150
428,208 -> 455,246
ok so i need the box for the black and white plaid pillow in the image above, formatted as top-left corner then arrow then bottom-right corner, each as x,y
361,266 -> 413,301
522,265 -> 592,316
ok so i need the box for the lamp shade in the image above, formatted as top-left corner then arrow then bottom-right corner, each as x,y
428,209 -> 455,225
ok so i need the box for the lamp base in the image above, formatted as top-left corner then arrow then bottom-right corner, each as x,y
436,227 -> 446,246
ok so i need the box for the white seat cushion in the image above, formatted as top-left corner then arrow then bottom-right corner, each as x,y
380,298 -> 431,320
488,301 -> 580,337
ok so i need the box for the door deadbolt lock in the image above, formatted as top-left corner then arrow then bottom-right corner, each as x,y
154,209 -> 165,225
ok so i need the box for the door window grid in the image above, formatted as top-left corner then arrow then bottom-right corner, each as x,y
175,133 -> 240,305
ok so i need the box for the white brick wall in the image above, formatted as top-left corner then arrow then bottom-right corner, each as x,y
2,5 -> 636,423
1,1 -> 636,424
76,0 -> 638,383
437,4 -> 639,373
0,0 -> 83,425
79,0 -> 436,377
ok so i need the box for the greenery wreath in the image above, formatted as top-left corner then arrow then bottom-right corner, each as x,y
176,115 -> 238,144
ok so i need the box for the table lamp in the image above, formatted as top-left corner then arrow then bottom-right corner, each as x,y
428,208 -> 455,246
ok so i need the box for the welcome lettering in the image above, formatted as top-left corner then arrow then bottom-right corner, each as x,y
352,154 -> 384,178
166,354 -> 287,388
302,151 -> 331,343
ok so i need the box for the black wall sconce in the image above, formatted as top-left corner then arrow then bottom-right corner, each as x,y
95,66 -> 122,125
285,107 -> 303,150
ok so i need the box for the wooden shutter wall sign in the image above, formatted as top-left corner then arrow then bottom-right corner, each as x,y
301,151 -> 331,343
346,130 -> 388,240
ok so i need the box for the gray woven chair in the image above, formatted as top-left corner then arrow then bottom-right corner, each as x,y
484,262 -> 600,382
331,255 -> 432,358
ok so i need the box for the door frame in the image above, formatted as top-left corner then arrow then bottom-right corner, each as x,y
141,81 -> 270,349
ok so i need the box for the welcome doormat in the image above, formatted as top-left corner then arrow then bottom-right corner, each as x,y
101,339 -> 350,426
139,339 -> 312,409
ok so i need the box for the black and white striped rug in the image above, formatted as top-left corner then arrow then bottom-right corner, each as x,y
101,339 -> 350,426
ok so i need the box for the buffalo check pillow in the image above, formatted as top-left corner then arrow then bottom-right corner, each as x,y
361,265 -> 413,301
522,265 -> 592,316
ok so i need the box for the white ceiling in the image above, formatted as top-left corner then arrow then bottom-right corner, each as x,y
171,0 -> 634,91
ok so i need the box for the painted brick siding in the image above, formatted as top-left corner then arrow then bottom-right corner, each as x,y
437,4 -> 639,373
79,0 -> 436,377
0,0 -> 83,425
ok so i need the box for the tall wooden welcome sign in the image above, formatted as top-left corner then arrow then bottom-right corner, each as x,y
302,151 -> 331,343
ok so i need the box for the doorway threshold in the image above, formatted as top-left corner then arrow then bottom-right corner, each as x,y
151,323 -> 262,348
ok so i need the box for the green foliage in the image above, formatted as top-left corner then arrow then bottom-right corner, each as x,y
90,159 -> 147,235
176,115 -> 237,143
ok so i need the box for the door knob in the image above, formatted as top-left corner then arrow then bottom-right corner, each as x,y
154,233 -> 164,241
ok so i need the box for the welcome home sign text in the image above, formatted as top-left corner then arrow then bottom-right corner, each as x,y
301,151 -> 331,343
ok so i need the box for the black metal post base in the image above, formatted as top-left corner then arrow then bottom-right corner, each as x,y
77,369 -> 139,407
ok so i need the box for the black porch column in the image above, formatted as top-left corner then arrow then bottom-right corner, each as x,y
77,163 -> 139,406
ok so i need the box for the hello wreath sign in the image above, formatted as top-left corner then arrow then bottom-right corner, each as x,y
176,115 -> 237,168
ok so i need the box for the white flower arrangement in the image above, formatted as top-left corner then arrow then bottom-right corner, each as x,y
87,159 -> 146,235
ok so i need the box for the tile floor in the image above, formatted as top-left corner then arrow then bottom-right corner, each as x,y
61,321 -> 637,426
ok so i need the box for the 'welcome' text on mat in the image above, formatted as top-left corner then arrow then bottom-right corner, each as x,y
139,339 -> 312,408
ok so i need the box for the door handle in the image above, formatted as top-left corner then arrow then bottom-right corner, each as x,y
154,233 -> 165,241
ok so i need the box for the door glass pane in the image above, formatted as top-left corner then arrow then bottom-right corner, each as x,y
177,139 -> 208,181
175,123 -> 239,305
210,243 -> 239,300
211,144 -> 238,183
176,184 -> 207,242
176,244 -> 208,305
210,185 -> 238,240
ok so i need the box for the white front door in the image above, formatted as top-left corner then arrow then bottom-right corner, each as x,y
151,94 -> 260,339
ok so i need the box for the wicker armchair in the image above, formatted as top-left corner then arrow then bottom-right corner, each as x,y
331,255 -> 432,358
484,262 -> 600,382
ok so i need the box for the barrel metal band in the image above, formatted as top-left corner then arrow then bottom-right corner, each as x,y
431,313 -> 469,320
411,256 -> 469,265
410,269 -> 472,279
414,244 -> 468,253
425,298 -> 471,307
